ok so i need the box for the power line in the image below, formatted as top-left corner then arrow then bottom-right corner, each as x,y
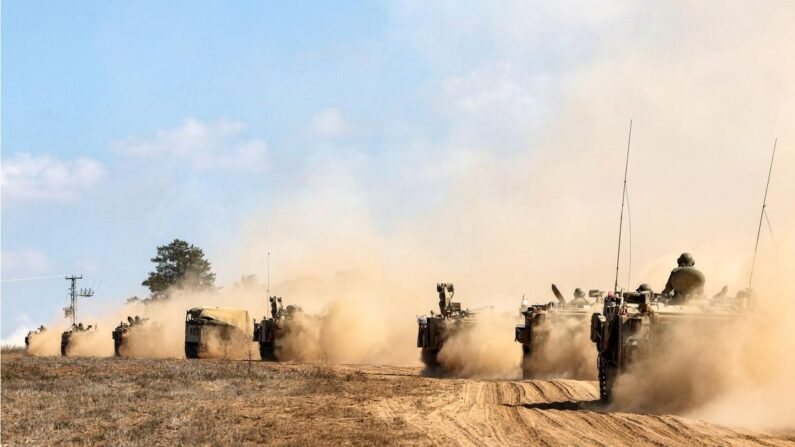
1,274 -> 65,283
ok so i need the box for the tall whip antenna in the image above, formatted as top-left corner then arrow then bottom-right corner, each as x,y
267,251 -> 271,296
748,138 -> 777,289
626,189 -> 633,290
614,119 -> 633,293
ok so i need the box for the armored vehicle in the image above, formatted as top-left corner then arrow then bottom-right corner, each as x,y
112,316 -> 163,357
416,283 -> 475,369
184,307 -> 251,359
61,323 -> 97,356
590,254 -> 746,402
25,325 -> 47,351
515,284 -> 604,378
590,288 -> 655,402
253,296 -> 302,361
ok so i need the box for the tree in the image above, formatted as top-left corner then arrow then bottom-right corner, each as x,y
142,239 -> 216,299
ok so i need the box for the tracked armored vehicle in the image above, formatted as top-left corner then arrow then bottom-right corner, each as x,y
253,296 -> 302,361
112,316 -> 163,357
24,325 -> 47,351
416,283 -> 475,369
590,256 -> 747,402
515,285 -> 604,379
61,323 -> 97,356
184,307 -> 251,359
590,288 -> 655,402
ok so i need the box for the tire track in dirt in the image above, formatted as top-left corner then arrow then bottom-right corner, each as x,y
364,369 -> 795,446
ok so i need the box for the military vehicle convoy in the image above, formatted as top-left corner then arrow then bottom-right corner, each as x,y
253,296 -> 302,361
515,284 -> 604,379
112,316 -> 163,357
416,283 -> 475,369
590,253 -> 747,402
61,323 -> 97,356
184,307 -> 251,359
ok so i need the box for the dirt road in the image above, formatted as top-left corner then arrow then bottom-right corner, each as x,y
359,365 -> 794,447
2,352 -> 793,446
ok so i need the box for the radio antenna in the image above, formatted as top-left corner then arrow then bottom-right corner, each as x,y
626,188 -> 633,290
748,138 -> 777,289
614,119 -> 633,293
267,251 -> 271,296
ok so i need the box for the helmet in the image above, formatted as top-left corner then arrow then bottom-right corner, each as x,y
677,252 -> 695,267
574,288 -> 585,298
636,283 -> 654,294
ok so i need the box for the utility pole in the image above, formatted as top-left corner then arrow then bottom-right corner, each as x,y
64,275 -> 94,328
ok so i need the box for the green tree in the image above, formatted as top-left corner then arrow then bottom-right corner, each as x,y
142,239 -> 216,299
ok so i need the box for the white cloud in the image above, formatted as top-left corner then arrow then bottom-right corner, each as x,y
111,118 -> 269,171
0,313 -> 33,347
1,153 -> 106,201
311,108 -> 351,138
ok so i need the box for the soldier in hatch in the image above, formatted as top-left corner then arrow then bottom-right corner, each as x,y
570,288 -> 588,305
636,283 -> 654,295
660,252 -> 705,304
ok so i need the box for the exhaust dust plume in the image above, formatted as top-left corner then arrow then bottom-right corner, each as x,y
436,311 -> 522,379
25,325 -> 66,357
522,315 -> 596,380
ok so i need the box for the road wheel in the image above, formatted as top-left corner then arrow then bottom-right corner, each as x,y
521,344 -> 532,379
259,341 -> 276,361
421,348 -> 440,369
184,342 -> 199,359
598,359 -> 617,403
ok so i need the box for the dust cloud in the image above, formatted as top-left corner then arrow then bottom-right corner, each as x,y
199,326 -> 255,360
66,329 -> 114,357
274,298 -> 417,365
118,323 -> 171,359
522,315 -> 596,380
25,325 -> 66,356
436,311 -> 522,379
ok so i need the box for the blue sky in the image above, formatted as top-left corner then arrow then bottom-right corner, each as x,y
2,1 -> 400,338
1,1 -> 468,341
3,2 -> 794,344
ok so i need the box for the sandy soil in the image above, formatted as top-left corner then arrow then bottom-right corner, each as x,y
2,351 -> 793,446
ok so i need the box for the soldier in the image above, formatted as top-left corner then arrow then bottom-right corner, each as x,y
572,288 -> 588,305
270,296 -> 282,317
519,295 -> 529,314
660,252 -> 705,304
636,283 -> 654,295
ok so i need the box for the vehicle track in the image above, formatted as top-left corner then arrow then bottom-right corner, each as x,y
364,367 -> 795,447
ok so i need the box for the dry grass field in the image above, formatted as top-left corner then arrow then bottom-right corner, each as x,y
2,349 -> 795,446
